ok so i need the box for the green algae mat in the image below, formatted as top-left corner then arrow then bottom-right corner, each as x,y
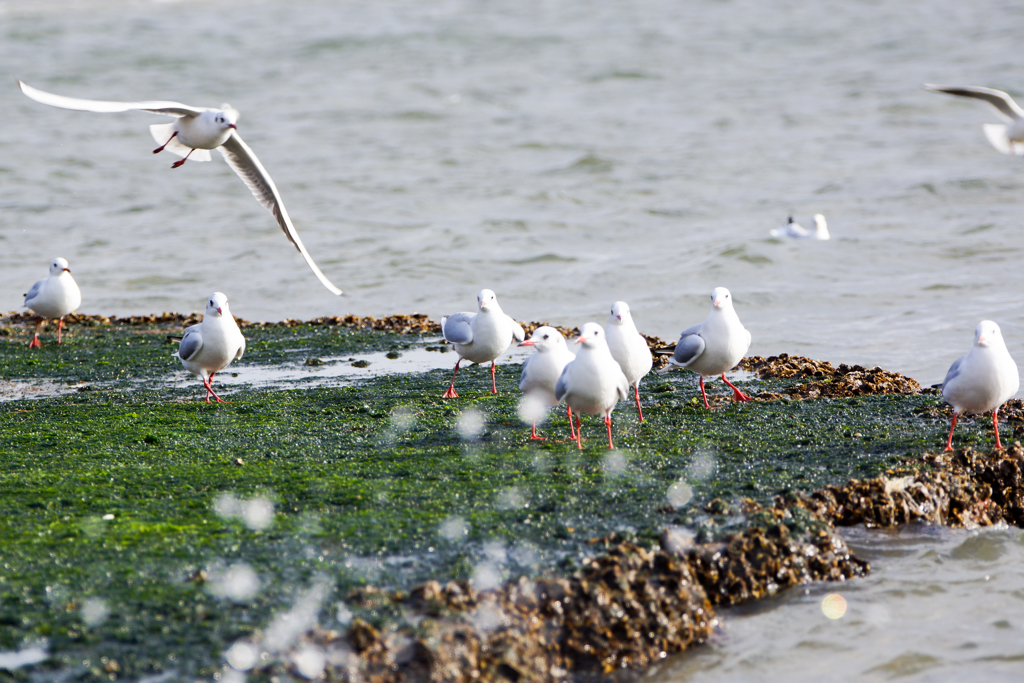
0,320 -> 992,680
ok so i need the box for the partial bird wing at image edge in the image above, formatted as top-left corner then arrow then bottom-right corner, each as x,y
218,133 -> 343,296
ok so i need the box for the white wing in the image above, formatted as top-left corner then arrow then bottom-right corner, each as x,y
18,80 -> 203,118
218,133 -> 342,296
924,84 -> 1024,122
511,319 -> 526,343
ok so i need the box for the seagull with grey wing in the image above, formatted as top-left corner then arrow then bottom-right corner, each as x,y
440,289 -> 525,398
175,292 -> 246,403
659,287 -> 752,409
924,84 -> 1024,156
941,320 -> 1019,451
23,257 -> 82,348
17,80 -> 342,296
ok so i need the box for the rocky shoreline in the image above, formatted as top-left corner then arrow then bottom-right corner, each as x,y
3,312 -> 1022,682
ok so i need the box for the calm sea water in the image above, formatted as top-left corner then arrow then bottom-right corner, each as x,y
3,0 -> 1024,679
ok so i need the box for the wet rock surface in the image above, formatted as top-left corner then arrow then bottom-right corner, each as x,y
246,442 -> 1024,683
246,524 -> 868,682
787,443 -> 1024,530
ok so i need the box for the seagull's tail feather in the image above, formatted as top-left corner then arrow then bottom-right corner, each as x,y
149,123 -> 211,161
982,124 -> 1024,156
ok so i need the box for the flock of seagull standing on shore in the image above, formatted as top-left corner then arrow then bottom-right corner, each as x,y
13,79 -> 1024,452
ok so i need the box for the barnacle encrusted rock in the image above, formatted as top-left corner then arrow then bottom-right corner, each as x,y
244,526 -> 872,682
739,353 -> 921,398
781,443 -> 1024,529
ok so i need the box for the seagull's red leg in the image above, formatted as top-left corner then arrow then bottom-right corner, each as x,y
567,407 -> 577,440
944,412 -> 959,452
171,148 -> 195,169
993,409 -> 1003,449
28,317 -> 42,348
153,130 -> 178,154
634,385 -> 644,421
205,373 -> 226,403
490,361 -> 498,394
605,415 -> 614,449
698,376 -> 716,409
722,374 -> 750,402
442,360 -> 461,398
57,317 -> 65,344
530,422 -> 546,440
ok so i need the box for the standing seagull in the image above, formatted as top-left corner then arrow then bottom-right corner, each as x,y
518,326 -> 576,439
771,214 -> 830,240
175,292 -> 246,403
23,257 -> 82,348
924,84 -> 1024,156
664,287 -> 752,408
606,301 -> 653,421
440,289 -> 525,398
941,320 -> 1019,451
555,322 -> 629,450
16,80 -> 342,296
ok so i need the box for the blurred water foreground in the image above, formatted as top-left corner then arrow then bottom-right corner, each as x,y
1,314 -> 1023,681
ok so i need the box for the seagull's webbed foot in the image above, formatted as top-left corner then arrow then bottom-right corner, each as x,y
721,374 -> 751,402
28,335 -> 42,349
170,147 -> 196,169
153,131 -> 178,154
442,360 -> 461,399
944,413 -> 958,452
203,375 -> 227,403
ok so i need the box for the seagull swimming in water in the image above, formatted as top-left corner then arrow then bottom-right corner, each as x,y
175,292 -> 246,403
941,320 -> 1019,451
16,80 -> 342,296
23,257 -> 82,348
440,289 -> 525,398
924,84 -> 1024,156
661,287 -> 752,409
771,214 -> 830,240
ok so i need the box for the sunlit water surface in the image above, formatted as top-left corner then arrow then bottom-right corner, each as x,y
658,525 -> 1024,683
4,0 -> 1024,679
3,0 -> 1024,387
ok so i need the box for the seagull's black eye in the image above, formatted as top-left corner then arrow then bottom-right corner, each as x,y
543,334 -> 549,339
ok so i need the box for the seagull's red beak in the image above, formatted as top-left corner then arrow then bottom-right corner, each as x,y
519,339 -> 536,347
62,267 -> 71,273
575,336 -> 588,344
216,307 -> 223,314
228,124 -> 237,129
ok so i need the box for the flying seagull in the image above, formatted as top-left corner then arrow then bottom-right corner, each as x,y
17,80 -> 342,295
